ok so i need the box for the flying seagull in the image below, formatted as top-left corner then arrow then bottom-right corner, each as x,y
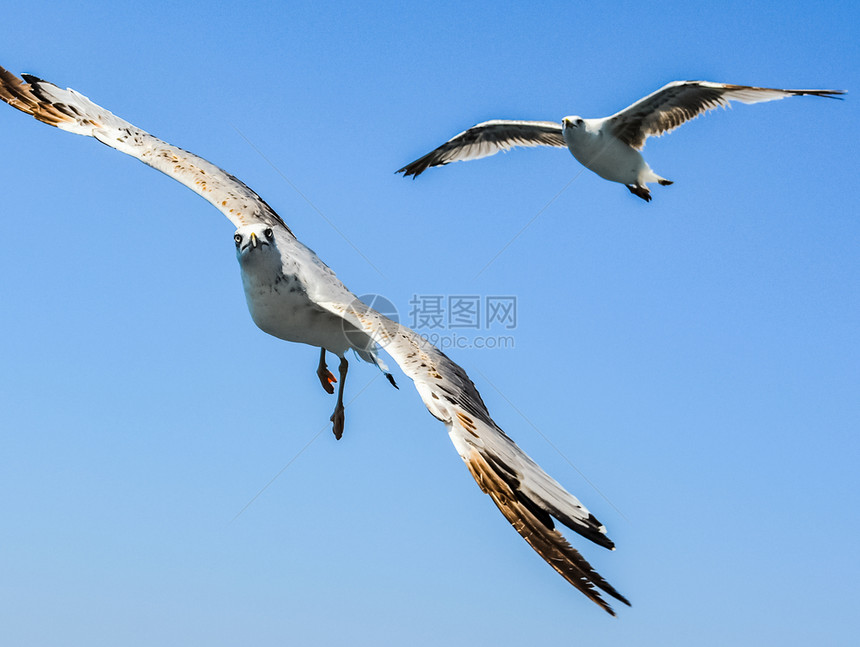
397,81 -> 844,201
0,66 -> 629,614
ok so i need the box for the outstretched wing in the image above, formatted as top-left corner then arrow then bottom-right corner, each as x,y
311,295 -> 630,615
0,66 -> 290,233
607,80 -> 845,150
397,120 -> 565,177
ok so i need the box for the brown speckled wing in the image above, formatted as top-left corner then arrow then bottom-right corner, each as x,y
0,66 -> 290,233
466,450 -> 629,615
313,295 -> 629,614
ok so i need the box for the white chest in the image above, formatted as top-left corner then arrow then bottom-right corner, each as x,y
564,123 -> 646,184
240,264 -> 351,355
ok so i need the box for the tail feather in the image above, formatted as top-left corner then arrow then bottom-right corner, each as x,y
626,185 -> 652,202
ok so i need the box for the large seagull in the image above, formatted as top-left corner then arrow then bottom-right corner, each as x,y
0,66 -> 629,614
397,80 -> 844,201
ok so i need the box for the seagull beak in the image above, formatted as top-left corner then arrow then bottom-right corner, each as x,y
250,232 -> 258,248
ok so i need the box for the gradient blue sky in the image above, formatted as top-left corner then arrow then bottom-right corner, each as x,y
1,2 -> 858,645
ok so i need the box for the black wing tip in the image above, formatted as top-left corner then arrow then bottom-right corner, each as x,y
385,372 -> 399,389
604,591 -> 633,614
781,88 -> 846,100
395,167 -> 420,178
397,154 -> 452,178
20,73 -> 48,86
581,523 -> 616,551
554,508 -> 616,550
809,89 -> 847,100
591,571 -> 632,612
583,513 -> 616,550
396,162 -> 429,178
592,529 -> 616,551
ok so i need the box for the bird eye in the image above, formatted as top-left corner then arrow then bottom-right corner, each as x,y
234,233 -> 242,245
264,228 -> 274,240
576,118 -> 583,126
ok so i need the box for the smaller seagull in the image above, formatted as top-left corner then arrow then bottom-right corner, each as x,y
397,81 -> 844,201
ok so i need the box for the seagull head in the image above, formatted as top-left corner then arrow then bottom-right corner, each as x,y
562,116 -> 584,131
234,224 -> 278,263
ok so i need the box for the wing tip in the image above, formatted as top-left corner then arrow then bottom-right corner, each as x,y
0,66 -> 75,128
396,159 -> 439,178
465,449 -> 629,614
395,165 -> 420,178
20,72 -> 49,86
808,89 -> 846,100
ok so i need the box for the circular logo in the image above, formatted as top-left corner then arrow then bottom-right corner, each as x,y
340,293 -> 400,352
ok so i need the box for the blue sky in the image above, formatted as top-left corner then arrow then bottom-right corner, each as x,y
1,1 -> 858,645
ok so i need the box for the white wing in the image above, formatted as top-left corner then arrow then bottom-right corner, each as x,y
0,66 -> 289,233
607,80 -> 845,150
310,294 -> 630,615
397,120 -> 565,177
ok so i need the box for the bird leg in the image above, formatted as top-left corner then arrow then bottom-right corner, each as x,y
626,184 -> 652,202
329,356 -> 348,440
316,348 -> 337,395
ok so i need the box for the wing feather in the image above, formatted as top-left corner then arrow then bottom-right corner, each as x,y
312,295 -> 630,614
397,120 -> 565,177
0,66 -> 290,233
607,80 -> 845,150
